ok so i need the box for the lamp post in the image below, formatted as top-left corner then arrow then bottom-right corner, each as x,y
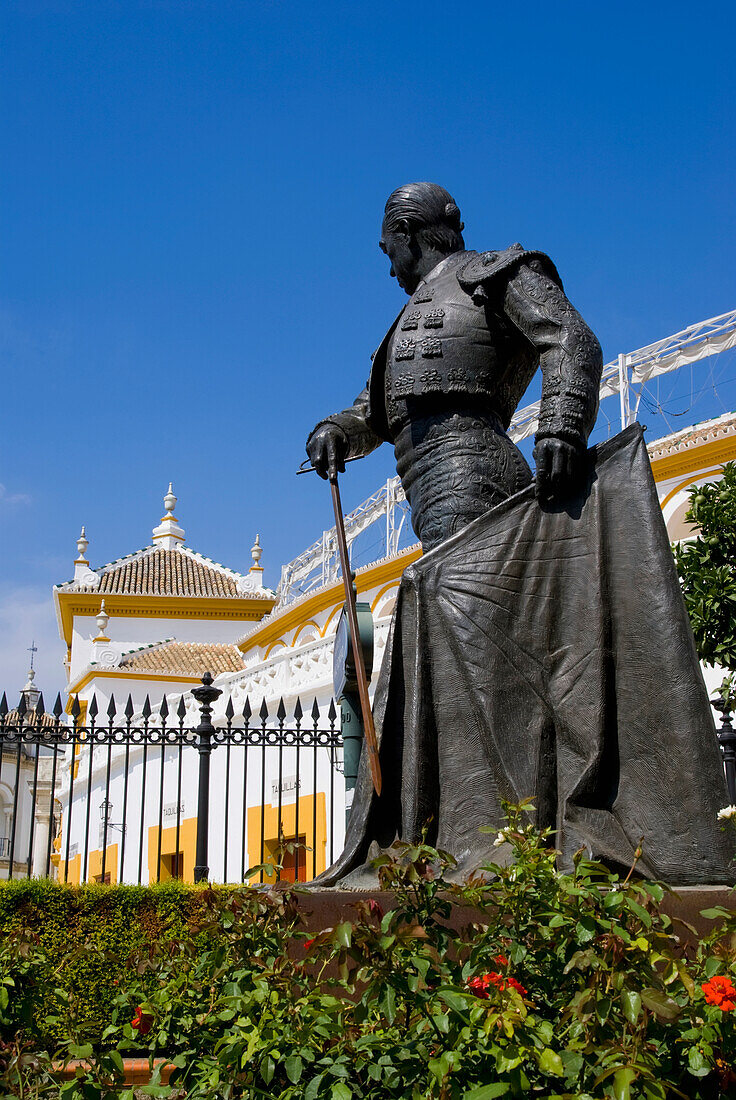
192,672 -> 222,883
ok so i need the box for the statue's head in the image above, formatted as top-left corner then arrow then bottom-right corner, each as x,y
380,182 -> 465,294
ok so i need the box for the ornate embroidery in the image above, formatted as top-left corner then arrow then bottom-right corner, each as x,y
421,337 -> 442,358
419,368 -> 442,388
447,367 -> 468,388
401,310 -> 421,331
565,381 -> 592,399
394,339 -> 416,361
414,288 -> 433,303
385,392 -> 399,421
423,308 -> 445,329
393,373 -> 415,396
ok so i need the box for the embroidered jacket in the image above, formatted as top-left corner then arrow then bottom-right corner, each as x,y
310,243 -> 602,457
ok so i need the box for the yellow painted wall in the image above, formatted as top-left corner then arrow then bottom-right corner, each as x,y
59,853 -> 81,885
247,792 -> 326,883
88,843 -> 119,884
147,816 -> 197,883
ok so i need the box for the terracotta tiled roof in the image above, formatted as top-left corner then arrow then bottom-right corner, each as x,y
119,641 -> 244,677
97,547 -> 241,597
56,545 -> 276,600
2,709 -> 60,730
647,411 -> 736,461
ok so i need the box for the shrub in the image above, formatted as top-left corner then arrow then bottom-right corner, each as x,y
675,462 -> 736,695
2,805 -> 736,1098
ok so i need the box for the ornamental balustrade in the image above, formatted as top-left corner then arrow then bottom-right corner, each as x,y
0,676 -> 344,887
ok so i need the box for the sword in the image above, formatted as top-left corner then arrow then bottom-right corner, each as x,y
297,458 -> 383,797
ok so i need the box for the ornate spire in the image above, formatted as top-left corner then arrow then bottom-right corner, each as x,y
152,483 -> 185,549
250,534 -> 263,570
21,666 -> 40,710
75,525 -> 89,563
93,599 -> 110,642
73,525 -> 100,586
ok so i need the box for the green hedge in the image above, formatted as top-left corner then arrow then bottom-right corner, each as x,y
0,878 -> 234,1048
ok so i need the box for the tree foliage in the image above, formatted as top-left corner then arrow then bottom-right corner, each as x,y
674,462 -> 736,685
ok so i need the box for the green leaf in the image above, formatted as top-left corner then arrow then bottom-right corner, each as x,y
620,989 -> 641,1025
68,1043 -> 94,1059
305,1074 -> 325,1100
334,922 -> 352,949
687,1046 -> 711,1078
641,987 -> 681,1021
260,1054 -> 275,1084
437,987 -> 471,1014
380,984 -> 397,1025
462,1084 -> 510,1099
700,906 -> 734,919
332,1083 -> 352,1100
538,1048 -> 564,1077
285,1054 -> 303,1084
612,1067 -> 637,1100
108,1049 -> 125,1074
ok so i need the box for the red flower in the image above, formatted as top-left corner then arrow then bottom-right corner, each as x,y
467,974 -> 493,998
131,1007 -> 153,1035
304,938 -> 315,951
367,899 -> 384,919
467,970 -> 527,999
494,953 -> 509,968
703,975 -> 736,1010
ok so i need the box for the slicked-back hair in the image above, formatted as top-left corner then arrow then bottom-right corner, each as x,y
384,182 -> 465,253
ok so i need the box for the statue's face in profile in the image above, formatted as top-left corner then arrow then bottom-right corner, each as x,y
379,220 -> 419,295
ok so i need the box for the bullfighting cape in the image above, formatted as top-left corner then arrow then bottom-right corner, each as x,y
318,424 -> 735,887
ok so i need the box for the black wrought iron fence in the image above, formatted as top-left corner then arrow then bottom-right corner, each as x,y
0,674 -> 344,886
3,674 -> 735,888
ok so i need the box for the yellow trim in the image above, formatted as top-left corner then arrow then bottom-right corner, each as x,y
321,605 -> 344,638
66,668 -> 201,696
55,592 -> 276,648
247,792 -> 326,884
370,581 -> 400,615
239,545 -> 422,654
659,468 -> 724,512
263,641 -> 287,660
650,437 -> 736,483
88,843 -> 119,884
292,620 -> 321,646
148,817 -> 197,883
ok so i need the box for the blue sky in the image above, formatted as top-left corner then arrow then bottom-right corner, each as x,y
2,0 -> 735,699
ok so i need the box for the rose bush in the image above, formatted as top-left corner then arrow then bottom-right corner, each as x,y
2,802 -> 736,1098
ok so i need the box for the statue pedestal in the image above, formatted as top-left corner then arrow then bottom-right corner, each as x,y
293,885 -> 735,948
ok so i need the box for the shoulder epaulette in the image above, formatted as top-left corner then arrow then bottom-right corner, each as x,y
458,245 -> 562,303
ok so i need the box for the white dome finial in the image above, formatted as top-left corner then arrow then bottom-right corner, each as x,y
152,483 -> 185,549
251,534 -> 262,566
94,599 -> 110,641
163,483 -> 177,515
76,525 -> 89,563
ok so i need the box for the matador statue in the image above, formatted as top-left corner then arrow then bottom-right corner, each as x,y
306,182 -> 734,887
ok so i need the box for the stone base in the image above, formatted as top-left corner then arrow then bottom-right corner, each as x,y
293,885 -> 736,946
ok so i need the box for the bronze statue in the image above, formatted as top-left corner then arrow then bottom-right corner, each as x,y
308,183 -> 602,548
306,183 -> 734,886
